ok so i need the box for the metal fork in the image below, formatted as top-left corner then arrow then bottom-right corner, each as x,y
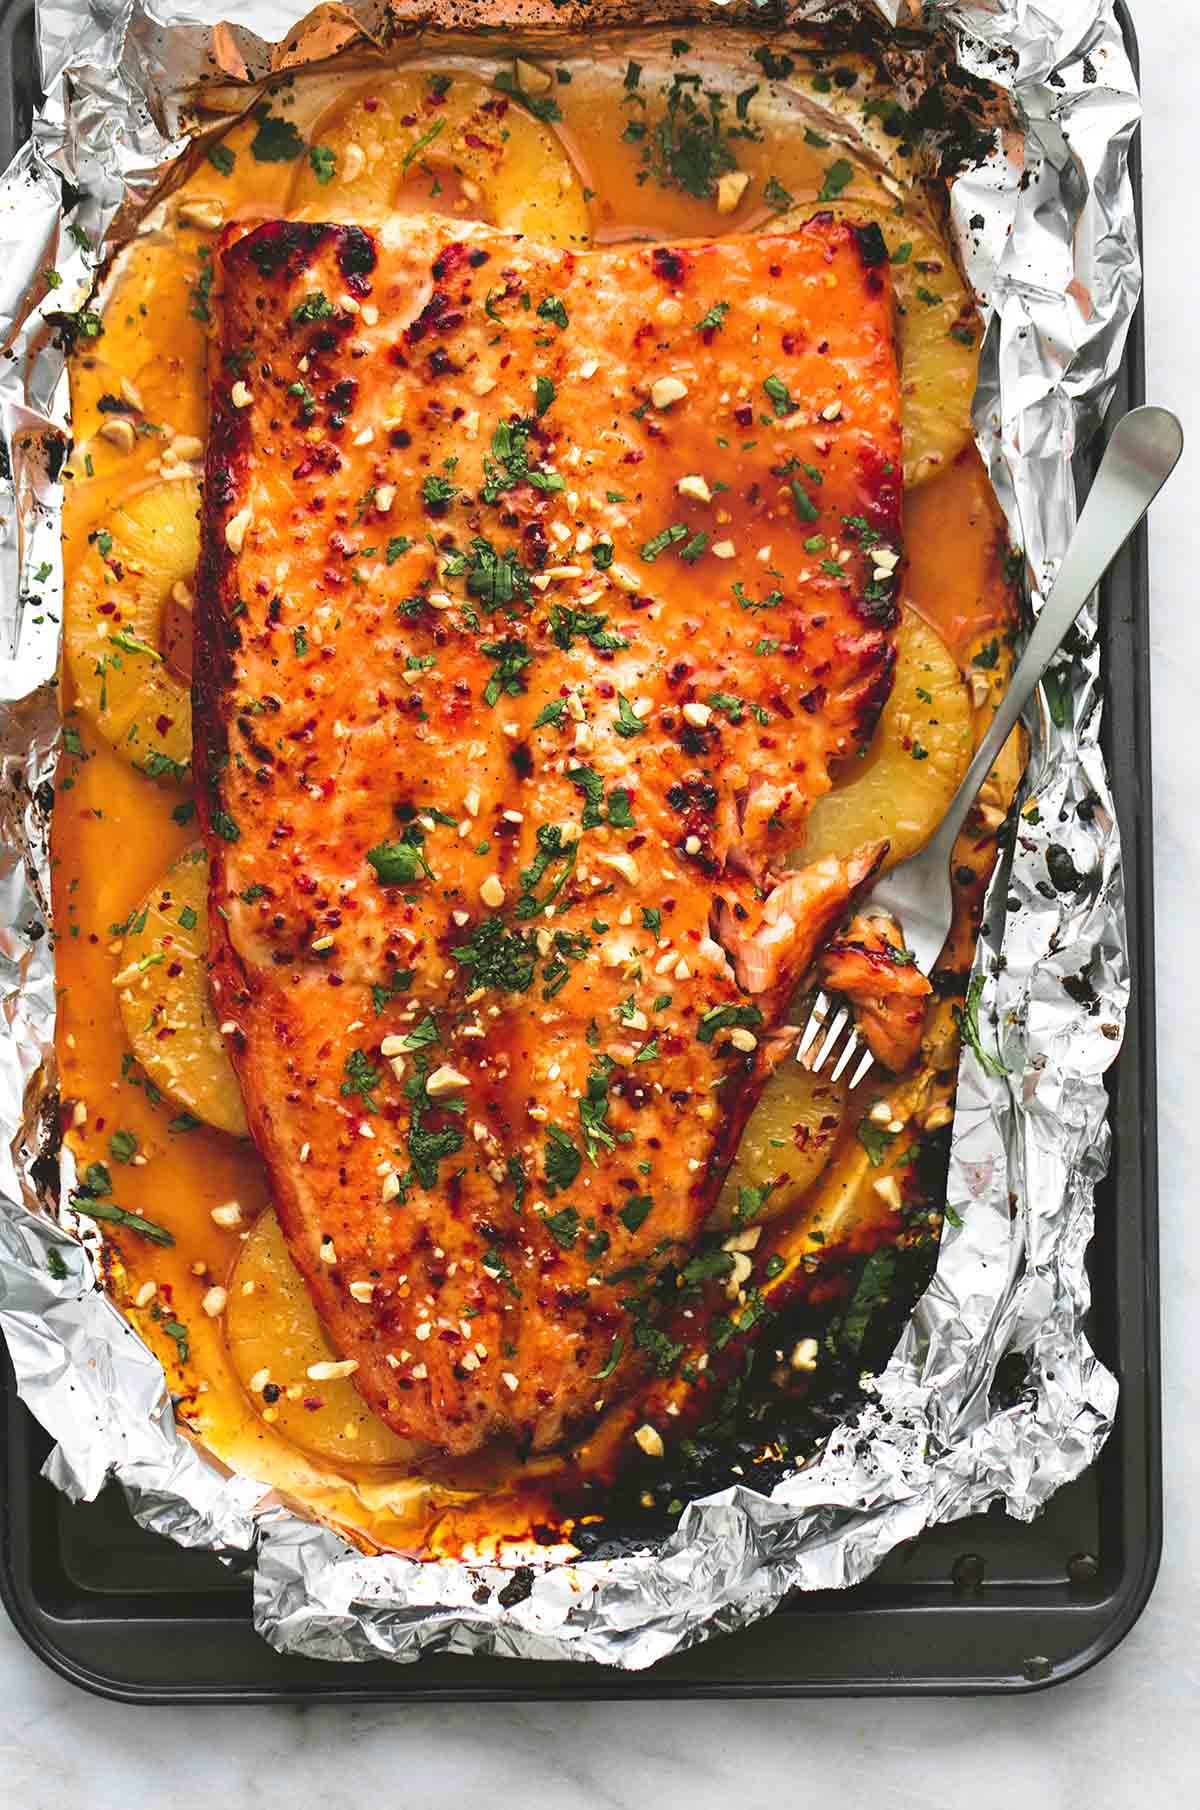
797,404 -> 1184,1088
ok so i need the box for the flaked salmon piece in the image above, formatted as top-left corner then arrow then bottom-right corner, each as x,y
819,912 -> 932,1073
712,844 -> 887,996
195,213 -> 902,1458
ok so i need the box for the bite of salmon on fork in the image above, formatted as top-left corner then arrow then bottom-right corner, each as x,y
193,211 -> 903,1459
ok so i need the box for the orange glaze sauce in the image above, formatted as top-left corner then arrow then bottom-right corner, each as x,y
51,43 -> 1014,1555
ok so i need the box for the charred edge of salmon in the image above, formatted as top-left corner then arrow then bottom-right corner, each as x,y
847,637 -> 898,752
193,222 -> 350,1064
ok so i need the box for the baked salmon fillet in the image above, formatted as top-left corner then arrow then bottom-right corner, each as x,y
195,213 -> 902,1459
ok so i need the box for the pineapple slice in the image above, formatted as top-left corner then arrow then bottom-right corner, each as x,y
182,107 -> 300,223
799,607 -> 973,873
289,70 -> 590,246
114,845 -> 248,1138
64,478 -> 199,782
776,200 -> 980,488
713,1065 -> 849,1228
902,446 -> 1012,662
225,1209 -> 417,1468
761,1064 -> 939,1288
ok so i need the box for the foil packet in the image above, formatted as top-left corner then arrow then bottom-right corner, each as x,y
0,0 -> 1138,1669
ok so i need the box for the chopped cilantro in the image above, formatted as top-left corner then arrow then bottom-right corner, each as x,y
537,296 -> 569,329
614,693 -> 645,738
818,157 -> 854,201
842,1248 -> 896,1353
367,836 -> 431,886
549,605 -> 628,653
108,1129 -> 138,1164
452,917 -> 536,994
481,417 -> 563,502
955,973 -> 1010,1078
494,69 -> 563,123
340,1048 -> 381,1113
696,300 -> 730,332
696,1002 -> 764,1045
401,118 -> 446,173
579,1058 -> 617,1162
857,1117 -> 898,1166
249,108 -> 306,163
543,1205 -> 580,1251
789,477 -> 819,522
681,1247 -> 735,1286
640,522 -> 688,562
619,1194 -> 653,1233
371,968 -> 414,1015
422,473 -> 458,510
606,788 -> 635,829
395,1015 -> 440,1054
515,824 -> 577,920
308,144 -> 336,185
480,635 -> 532,705
544,1123 -> 582,1194
636,72 -> 748,200
464,535 -> 530,611
291,291 -> 334,324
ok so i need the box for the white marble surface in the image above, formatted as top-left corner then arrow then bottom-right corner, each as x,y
3,7 -> 1199,1804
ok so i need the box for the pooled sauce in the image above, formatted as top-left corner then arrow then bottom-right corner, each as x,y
51,33 -> 1018,1555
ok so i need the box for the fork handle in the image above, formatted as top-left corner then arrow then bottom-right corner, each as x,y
928,406 -> 1182,861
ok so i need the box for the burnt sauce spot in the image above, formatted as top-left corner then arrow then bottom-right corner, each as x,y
337,225 -> 377,284
1045,843 -> 1089,894
242,220 -> 331,281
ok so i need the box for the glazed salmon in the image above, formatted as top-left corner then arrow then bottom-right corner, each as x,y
195,213 -> 902,1458
818,912 -> 932,1074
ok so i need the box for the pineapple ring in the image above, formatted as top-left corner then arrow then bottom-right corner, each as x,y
115,845 -> 248,1138
288,70 -> 590,247
225,1209 -> 418,1468
64,478 -> 199,783
713,1065 -> 849,1228
776,201 -> 980,488
800,607 -> 973,873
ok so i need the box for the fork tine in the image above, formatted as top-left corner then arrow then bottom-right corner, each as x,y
846,1043 -> 875,1089
812,1005 -> 850,1074
829,1026 -> 863,1083
795,990 -> 831,1062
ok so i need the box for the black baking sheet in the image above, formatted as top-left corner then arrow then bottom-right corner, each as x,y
0,0 -> 1160,1699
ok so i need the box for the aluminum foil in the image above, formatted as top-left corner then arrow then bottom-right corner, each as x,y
0,0 -> 1138,1670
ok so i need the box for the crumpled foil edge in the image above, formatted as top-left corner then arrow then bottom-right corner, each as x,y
0,0 -> 1135,1670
